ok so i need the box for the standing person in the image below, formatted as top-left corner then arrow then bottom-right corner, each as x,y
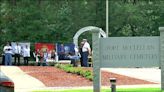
13,42 -> 21,65
51,50 -> 56,60
3,42 -> 13,66
42,49 -> 48,66
82,39 -> 91,67
35,49 -> 41,66
59,44 -> 65,60
1,52 -> 5,65
22,45 -> 30,65
79,42 -> 84,66
2,54 -> 5,65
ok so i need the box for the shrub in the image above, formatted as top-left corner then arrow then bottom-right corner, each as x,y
86,75 -> 93,81
55,64 -> 93,81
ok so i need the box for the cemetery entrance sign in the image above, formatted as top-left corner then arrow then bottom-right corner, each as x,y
100,37 -> 159,68
92,27 -> 164,92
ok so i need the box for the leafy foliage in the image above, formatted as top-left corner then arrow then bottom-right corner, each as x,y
0,0 -> 164,53
55,64 -> 93,81
0,0 -> 105,53
109,0 -> 164,37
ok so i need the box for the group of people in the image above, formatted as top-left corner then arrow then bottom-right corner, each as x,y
34,49 -> 56,66
2,39 -> 91,67
3,42 -> 30,66
68,39 -> 91,67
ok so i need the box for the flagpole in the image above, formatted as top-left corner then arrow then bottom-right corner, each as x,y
106,0 -> 109,37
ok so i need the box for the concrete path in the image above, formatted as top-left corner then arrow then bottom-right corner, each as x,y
0,66 -> 161,92
0,66 -> 46,92
102,68 -> 161,83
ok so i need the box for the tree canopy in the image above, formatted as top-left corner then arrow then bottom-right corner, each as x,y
0,0 -> 164,53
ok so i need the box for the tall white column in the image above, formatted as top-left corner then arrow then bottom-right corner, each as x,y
106,0 -> 109,37
160,27 -> 164,90
92,30 -> 101,92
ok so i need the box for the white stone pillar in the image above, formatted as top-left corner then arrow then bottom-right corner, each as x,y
159,27 -> 164,90
92,30 -> 101,92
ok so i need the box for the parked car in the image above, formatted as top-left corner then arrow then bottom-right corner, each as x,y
0,71 -> 14,92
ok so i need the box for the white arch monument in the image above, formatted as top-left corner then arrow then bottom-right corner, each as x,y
73,26 -> 107,47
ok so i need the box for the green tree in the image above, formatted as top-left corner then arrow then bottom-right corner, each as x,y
0,0 -> 164,54
109,0 -> 164,36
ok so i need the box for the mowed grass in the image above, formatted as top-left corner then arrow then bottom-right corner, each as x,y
33,88 -> 163,92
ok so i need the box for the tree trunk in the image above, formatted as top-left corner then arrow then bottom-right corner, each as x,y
10,0 -> 16,6
38,0 -> 41,6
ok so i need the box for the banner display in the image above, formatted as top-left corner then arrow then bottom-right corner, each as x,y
34,43 -> 74,60
57,43 -> 75,54
35,43 -> 55,60
35,43 -> 55,52
11,42 -> 30,55
57,43 -> 75,60
11,42 -> 30,48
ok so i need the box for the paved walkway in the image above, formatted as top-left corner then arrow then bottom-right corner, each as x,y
0,66 -> 46,92
0,66 -> 161,92
102,68 -> 161,84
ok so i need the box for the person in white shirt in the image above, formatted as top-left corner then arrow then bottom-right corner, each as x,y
14,43 -> 21,65
79,41 -> 84,66
82,39 -> 91,67
68,46 -> 81,67
22,45 -> 30,65
3,42 -> 13,66
42,49 -> 48,66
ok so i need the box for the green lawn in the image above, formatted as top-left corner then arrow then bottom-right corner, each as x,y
33,88 -> 164,92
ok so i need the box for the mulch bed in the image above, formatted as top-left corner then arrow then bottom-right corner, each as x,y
19,66 -> 156,87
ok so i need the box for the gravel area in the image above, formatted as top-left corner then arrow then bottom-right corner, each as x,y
19,66 -> 157,87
